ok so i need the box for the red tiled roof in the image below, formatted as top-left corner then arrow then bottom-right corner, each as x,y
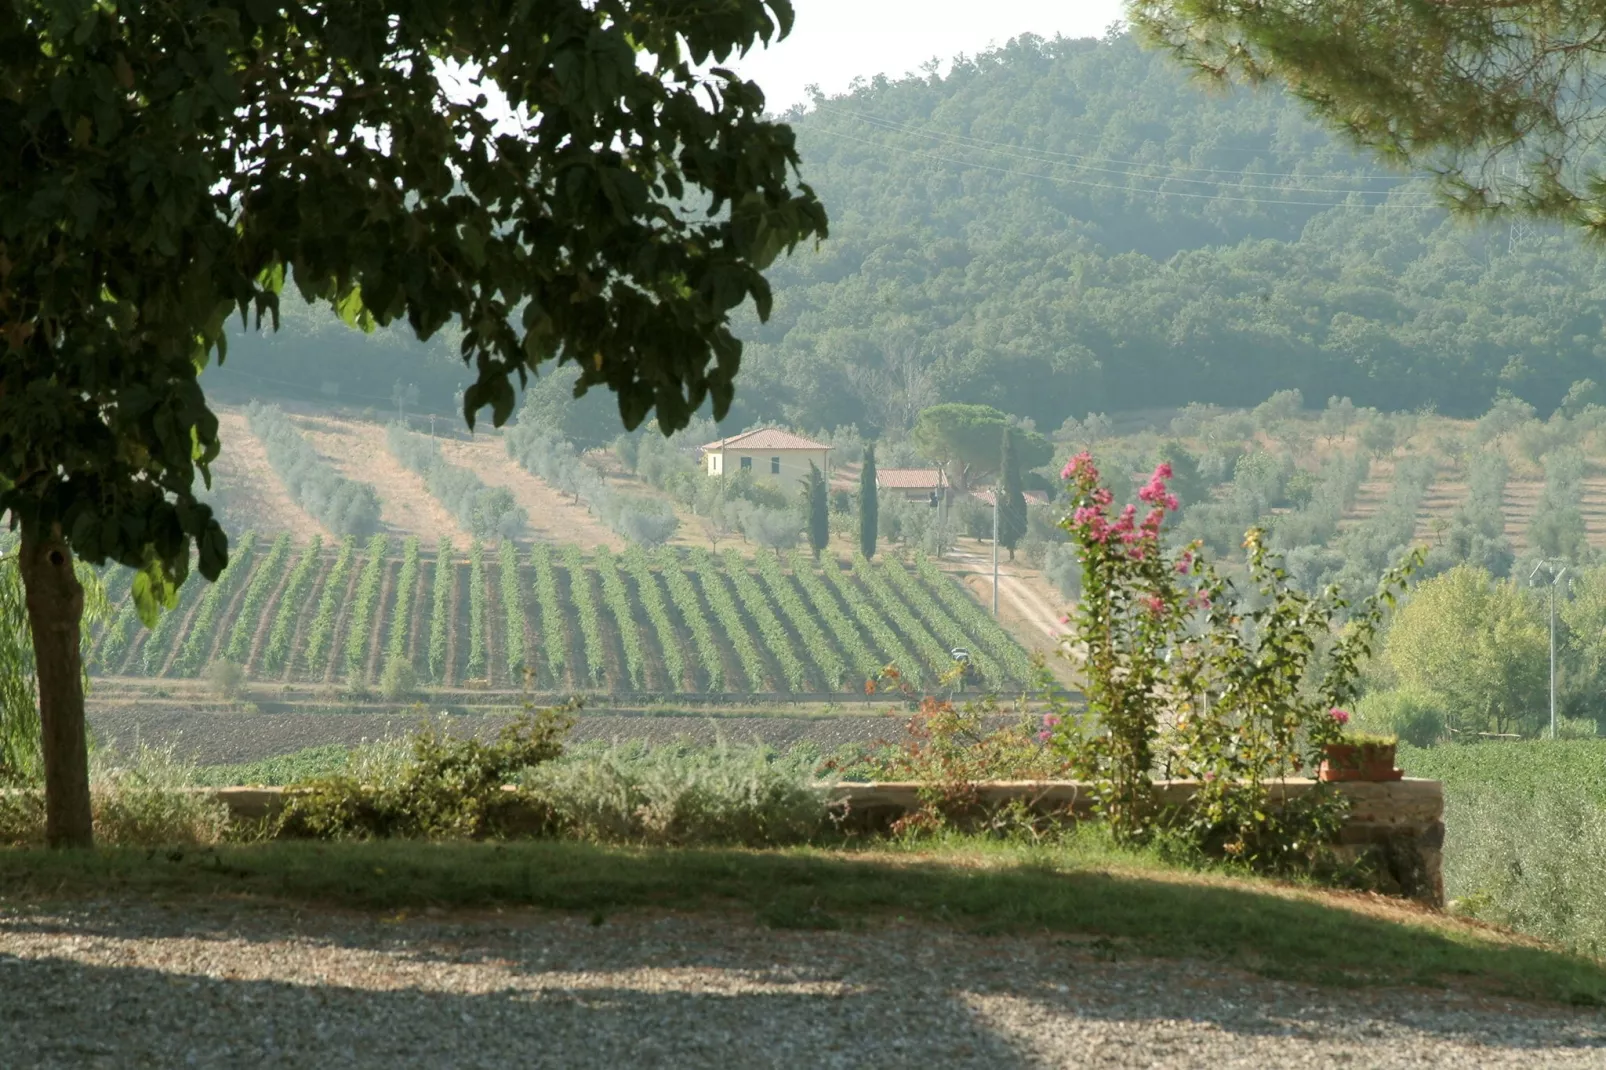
876,468 -> 943,489
972,488 -> 1051,507
700,428 -> 832,452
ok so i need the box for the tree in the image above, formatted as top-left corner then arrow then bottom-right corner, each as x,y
0,2 -> 826,846
0,546 -> 106,784
910,404 -> 1051,492
1383,565 -> 1548,738
804,462 -> 829,561
1320,397 -> 1357,444
1132,2 -> 1606,231
998,425 -> 1027,561
859,444 -> 879,560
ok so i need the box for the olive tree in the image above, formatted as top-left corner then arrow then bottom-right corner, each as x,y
0,1 -> 826,846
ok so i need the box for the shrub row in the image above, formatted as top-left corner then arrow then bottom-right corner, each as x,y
386,423 -> 526,540
246,402 -> 381,535
504,423 -> 678,545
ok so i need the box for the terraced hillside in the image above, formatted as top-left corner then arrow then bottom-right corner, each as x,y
1342,456 -> 1606,553
87,542 -> 1035,696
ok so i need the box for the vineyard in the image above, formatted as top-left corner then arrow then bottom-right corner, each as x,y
84,541 -> 1036,696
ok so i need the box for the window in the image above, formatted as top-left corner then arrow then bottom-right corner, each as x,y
740,456 -> 752,471
770,456 -> 781,474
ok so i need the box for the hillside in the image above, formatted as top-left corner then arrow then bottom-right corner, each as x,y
205,32 -> 1606,443
87,539 -> 1036,699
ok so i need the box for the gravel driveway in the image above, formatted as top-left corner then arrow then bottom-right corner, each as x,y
2,899 -> 1603,1068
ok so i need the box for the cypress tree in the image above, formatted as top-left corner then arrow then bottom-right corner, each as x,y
999,426 -> 1027,561
859,444 -> 879,560
807,462 -> 830,560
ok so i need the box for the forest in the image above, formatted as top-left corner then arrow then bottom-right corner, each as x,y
212,31 -> 1606,437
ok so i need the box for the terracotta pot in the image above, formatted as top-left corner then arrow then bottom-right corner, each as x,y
1318,741 -> 1402,782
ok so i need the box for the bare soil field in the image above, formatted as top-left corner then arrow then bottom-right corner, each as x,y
288,413 -> 470,546
434,432 -> 624,549
211,410 -> 328,544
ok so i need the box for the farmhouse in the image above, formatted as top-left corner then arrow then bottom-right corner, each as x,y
701,428 -> 831,484
876,468 -> 950,504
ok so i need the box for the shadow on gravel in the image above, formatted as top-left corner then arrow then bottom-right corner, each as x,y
0,943 -> 1030,1068
4,840 -> 1606,1015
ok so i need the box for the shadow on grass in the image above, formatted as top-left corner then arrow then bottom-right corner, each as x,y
3,839 -> 1605,1008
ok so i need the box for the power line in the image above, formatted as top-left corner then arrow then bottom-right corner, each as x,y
816,128 -> 1440,210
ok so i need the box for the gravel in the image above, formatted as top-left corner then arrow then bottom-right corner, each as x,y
87,707 -> 954,766
2,899 -> 1603,1068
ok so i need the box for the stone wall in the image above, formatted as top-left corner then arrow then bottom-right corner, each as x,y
210,776 -> 1445,905
825,778 -> 1444,905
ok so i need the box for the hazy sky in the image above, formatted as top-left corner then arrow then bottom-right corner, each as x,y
728,0 -> 1128,111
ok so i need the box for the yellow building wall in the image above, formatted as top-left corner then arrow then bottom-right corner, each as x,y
706,448 -> 829,486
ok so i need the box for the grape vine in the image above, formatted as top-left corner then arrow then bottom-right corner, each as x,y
562,545 -> 607,687
655,547 -> 724,691
622,546 -> 686,690
172,531 -> 259,677
262,536 -> 324,675
302,535 -> 358,677
466,539 -> 487,681
342,534 -> 392,682
224,532 -> 291,664
594,547 -> 645,690
756,551 -> 848,689
499,539 -> 529,685
386,537 -> 422,672
427,538 -> 454,682
529,542 -> 565,687
688,547 -> 768,691
721,549 -> 808,691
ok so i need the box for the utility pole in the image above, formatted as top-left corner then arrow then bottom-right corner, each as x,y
991,488 -> 999,618
1531,560 -> 1568,739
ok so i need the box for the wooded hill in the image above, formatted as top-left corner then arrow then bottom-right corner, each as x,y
213,31 -> 1606,438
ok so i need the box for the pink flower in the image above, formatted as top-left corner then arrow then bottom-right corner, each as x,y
1175,550 -> 1194,574
1329,707 -> 1350,726
1164,493 -> 1179,511
1202,771 -> 1216,782
1037,729 -> 1053,743
1153,462 -> 1173,481
1092,487 -> 1114,506
1063,451 -> 1097,483
1142,595 -> 1165,618
1042,714 -> 1062,728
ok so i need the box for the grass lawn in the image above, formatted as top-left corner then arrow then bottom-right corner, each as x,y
3,834 -> 1603,1007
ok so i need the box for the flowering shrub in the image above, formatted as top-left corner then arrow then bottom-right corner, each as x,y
1052,454 -> 1202,840
1048,452 -> 1419,868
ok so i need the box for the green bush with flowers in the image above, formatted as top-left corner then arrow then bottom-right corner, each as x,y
1044,452 -> 1420,872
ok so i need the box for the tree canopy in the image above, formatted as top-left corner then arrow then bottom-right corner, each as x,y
910,404 -> 1051,492
211,31 -> 1606,436
0,0 -> 825,845
1130,0 -> 1606,231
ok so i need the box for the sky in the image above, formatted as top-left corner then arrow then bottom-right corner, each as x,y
727,0 -> 1128,112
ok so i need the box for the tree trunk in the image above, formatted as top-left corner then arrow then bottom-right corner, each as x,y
18,519 -> 92,848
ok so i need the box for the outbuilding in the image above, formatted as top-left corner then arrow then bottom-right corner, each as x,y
701,428 -> 832,484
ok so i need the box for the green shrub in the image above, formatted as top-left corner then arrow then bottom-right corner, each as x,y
1444,786 -> 1606,957
379,657 -> 418,702
521,738 -> 830,846
278,707 -> 570,839
1,743 -> 230,847
205,659 -> 247,703
1353,686 -> 1447,748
